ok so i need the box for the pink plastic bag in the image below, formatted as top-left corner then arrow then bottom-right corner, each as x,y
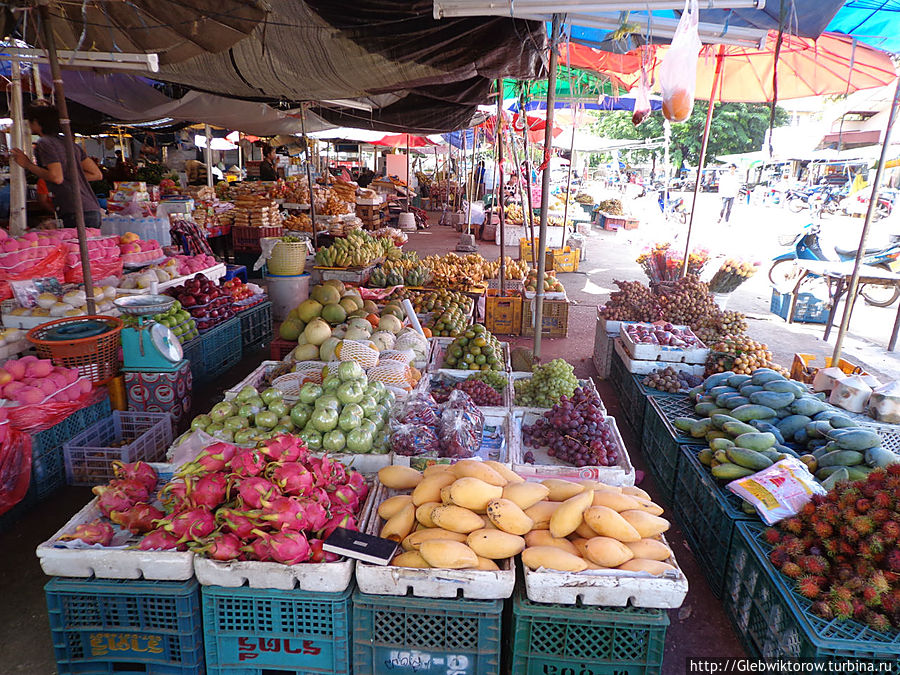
659,0 -> 702,123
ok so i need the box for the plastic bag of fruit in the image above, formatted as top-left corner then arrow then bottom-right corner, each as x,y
397,390 -> 441,426
438,409 -> 482,458
658,0 -> 701,123
368,360 -> 419,392
390,422 -> 439,456
727,458 -> 826,525
445,389 -> 484,428
0,427 -> 30,516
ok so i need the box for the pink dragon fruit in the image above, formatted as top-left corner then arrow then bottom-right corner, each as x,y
320,511 -> 357,538
216,507 -> 264,539
346,471 -> 369,501
111,461 -> 158,492
92,484 -> 137,518
258,435 -> 307,463
329,485 -> 359,511
187,472 -> 229,509
307,487 -> 330,506
178,442 -> 237,475
312,455 -> 347,487
267,462 -> 313,496
242,533 -> 272,561
109,503 -> 165,534
309,538 -> 340,563
234,476 -> 279,509
156,507 -> 216,542
59,519 -> 114,546
158,480 -> 190,511
193,532 -> 243,561
303,501 -> 329,531
252,529 -> 311,565
228,449 -> 267,477
138,528 -> 185,551
258,496 -> 307,530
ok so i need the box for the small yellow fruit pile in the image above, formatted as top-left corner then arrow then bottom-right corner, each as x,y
481,256 -> 528,281
374,463 -> 676,575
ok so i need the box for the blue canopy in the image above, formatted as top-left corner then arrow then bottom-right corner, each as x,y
442,129 -> 477,150
515,97 -> 662,113
827,1 -> 900,53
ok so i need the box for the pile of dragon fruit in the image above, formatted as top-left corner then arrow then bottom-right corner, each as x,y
58,434 -> 369,565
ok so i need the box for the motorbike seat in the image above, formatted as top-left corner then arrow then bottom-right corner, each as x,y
835,245 -> 882,257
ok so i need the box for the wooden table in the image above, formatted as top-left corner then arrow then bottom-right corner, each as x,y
786,260 -> 900,351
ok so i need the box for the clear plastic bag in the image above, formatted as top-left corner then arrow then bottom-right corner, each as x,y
632,65 -> 652,126
438,409 -> 481,458
445,389 -> 484,429
390,422 -> 439,457
398,391 -> 441,427
659,0 -> 702,123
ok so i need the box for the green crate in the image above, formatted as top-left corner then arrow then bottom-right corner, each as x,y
725,522 -> 900,669
352,590 -> 502,675
509,585 -> 668,675
610,350 -> 645,431
641,397 -> 696,504
672,446 -> 756,598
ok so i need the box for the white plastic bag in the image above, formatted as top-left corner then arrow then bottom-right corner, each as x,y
726,458 -> 826,525
658,0 -> 702,123
632,66 -> 652,126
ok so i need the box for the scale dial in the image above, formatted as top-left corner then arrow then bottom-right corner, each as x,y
150,324 -> 183,362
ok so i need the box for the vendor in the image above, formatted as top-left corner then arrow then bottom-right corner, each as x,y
259,145 -> 279,181
11,103 -> 103,229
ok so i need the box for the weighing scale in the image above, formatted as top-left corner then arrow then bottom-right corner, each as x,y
114,295 -> 184,372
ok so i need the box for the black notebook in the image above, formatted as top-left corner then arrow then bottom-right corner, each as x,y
323,527 -> 399,565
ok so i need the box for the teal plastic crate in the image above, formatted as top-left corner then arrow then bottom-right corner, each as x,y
352,590 -> 502,675
197,317 -> 242,383
181,337 -> 203,384
510,585 -> 668,675
238,300 -> 273,351
672,446 -> 755,598
610,349 -> 646,431
45,577 -> 204,675
770,289 -> 829,324
725,522 -> 900,669
202,584 -> 351,675
641,396 -> 696,504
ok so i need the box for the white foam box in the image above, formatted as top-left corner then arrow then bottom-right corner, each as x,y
354,482 -> 516,599
523,532 -> 689,608
427,338 -> 511,374
620,322 -> 709,364
193,483 -> 377,590
614,338 -> 708,376
509,373 -> 605,417
510,413 -> 635,487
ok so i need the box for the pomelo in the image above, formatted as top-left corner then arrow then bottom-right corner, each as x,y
293,343 -> 320,361
321,303 -> 347,325
303,318 -> 332,346
312,284 -> 341,306
297,298 -> 323,323
279,318 -> 305,341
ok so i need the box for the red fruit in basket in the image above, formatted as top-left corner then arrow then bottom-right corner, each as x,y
187,472 -> 229,509
93,485 -> 138,518
235,476 -> 280,509
302,501 -> 329,532
108,478 -> 150,503
259,435 -> 307,463
320,511 -> 357,539
110,503 -> 165,535
267,462 -> 313,496
179,442 -> 237,475
308,537 -> 327,563
111,461 -> 158,493
228,449 -> 267,478
329,485 -> 359,511
193,531 -> 243,561
156,507 -> 216,542
312,455 -> 347,488
216,507 -> 264,539
158,480 -> 190,511
345,471 -> 369,500
138,528 -> 185,551
59,519 -> 114,546
181,295 -> 196,308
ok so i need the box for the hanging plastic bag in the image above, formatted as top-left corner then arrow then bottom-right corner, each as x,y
659,0 -> 702,123
0,427 -> 30,517
632,64 -> 652,126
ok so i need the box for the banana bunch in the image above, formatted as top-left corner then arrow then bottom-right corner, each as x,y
504,203 -> 525,224
422,253 -> 485,290
405,266 -> 432,287
481,256 -> 528,281
315,230 -> 387,268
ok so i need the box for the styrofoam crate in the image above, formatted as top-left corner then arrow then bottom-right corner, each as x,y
511,413 -> 635,487
391,412 -> 513,471
614,337 -> 710,376
523,531 -> 689,608
620,322 -> 709,364
510,373 -> 605,417
355,483 -> 516,599
427,337 -> 511,374
192,482 -> 376,589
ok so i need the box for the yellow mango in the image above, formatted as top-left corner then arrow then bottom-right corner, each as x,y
415,502 -> 441,528
541,478 -> 585,502
482,461 -> 524,484
377,494 -> 413,520
402,528 -> 468,550
440,486 -> 453,504
467,528 -> 526,559
473,556 -> 500,571
380,503 -> 416,542
584,536 -> 635,567
574,521 -> 598,539
430,505 -> 485,533
583,505 -> 641,542
549,490 -> 594,538
525,530 -> 578,555
378,466 -> 423,490
618,558 -> 678,575
621,485 -> 651,500
449,459 -> 507,486
521,546 -> 587,572
619,510 -> 670,538
392,550 -> 431,568
523,501 -> 559,530
419,540 -> 479,569
502,482 -> 550,510
624,538 -> 672,562
631,498 -> 665,517
412,473 -> 456,506
591,491 -> 643,512
485,498 -> 533,535
569,537 -> 590,557
449,477 -> 503,511
423,463 -> 453,477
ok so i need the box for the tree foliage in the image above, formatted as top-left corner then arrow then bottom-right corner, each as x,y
590,103 -> 790,168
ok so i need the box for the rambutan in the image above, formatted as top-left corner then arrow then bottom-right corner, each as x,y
763,528 -> 782,545
844,528 -> 861,543
770,548 -> 791,568
862,586 -> 882,607
811,601 -> 834,620
782,562 -> 803,579
865,611 -> 891,633
800,502 -> 816,518
852,516 -> 875,536
800,555 -> 830,575
831,599 -> 854,620
831,585 -> 854,603
856,498 -> 872,513
886,463 -> 900,477
856,559 -> 875,578
853,599 -> 867,619
811,494 -> 826,507
797,576 -> 823,599
812,521 -> 834,539
783,517 -> 804,536
839,541 -> 857,556
869,570 -> 891,595
881,521 -> 900,543
873,491 -> 892,509
886,549 -> 900,573
820,504 -> 840,524
781,536 -> 806,557
870,508 -> 892,524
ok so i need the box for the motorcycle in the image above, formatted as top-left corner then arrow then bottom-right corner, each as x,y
769,222 -> 900,307
657,191 -> 687,225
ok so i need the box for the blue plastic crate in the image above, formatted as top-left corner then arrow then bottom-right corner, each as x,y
770,289 -> 829,324
510,584 -> 668,675
725,523 -> 900,670
202,584 -> 351,675
352,590 -> 502,675
45,577 -> 204,675
237,301 -> 273,351
197,317 -> 242,383
640,396 -> 696,504
181,337 -> 203,384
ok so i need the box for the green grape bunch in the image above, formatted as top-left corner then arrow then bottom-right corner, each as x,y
514,358 -> 578,408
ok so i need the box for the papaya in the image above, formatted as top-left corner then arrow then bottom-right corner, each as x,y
749,421 -> 785,444
763,379 -> 805,396
690,419 -> 713,438
817,450 -> 865,467
829,415 -> 858,429
694,402 -> 718,417
709,437 -> 735,451
723,420 -> 758,437
821,467 -> 849,491
790,397 -> 827,417
703,372 -> 734,390
711,414 -> 737,430
751,369 -> 783,385
726,374 -> 752,388
830,429 -> 881,451
846,466 -> 874,481
698,448 -> 714,466
735,432 -> 777,451
722,396 -> 750,410
776,415 -> 811,439
865,446 -> 898,468
673,417 -> 695,432
739,384 -> 765,396
708,386 -> 738,398
731,404 -> 777,422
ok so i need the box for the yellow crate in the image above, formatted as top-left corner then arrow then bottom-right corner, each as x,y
790,353 -> 868,385
485,289 -> 523,336
519,238 -> 539,262
545,248 -> 579,273
522,298 -> 569,338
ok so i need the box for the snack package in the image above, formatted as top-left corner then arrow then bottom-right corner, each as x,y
658,0 -> 701,123
726,458 -> 826,525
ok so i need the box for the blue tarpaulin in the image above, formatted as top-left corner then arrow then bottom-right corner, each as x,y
514,97 -> 662,113
442,129 -> 477,149
827,1 -> 900,53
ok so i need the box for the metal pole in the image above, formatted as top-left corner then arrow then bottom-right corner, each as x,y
9,59 -> 27,237
38,5 -> 95,313
533,14 -> 561,360
832,74 -> 900,363
464,131 -> 474,233
497,86 -> 507,297
204,124 -> 213,188
681,46 -> 725,277
562,123 -> 576,232
300,106 -> 318,248
521,91 -> 538,267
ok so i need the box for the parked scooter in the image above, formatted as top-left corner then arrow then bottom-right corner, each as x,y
657,190 -> 687,224
769,222 -> 900,307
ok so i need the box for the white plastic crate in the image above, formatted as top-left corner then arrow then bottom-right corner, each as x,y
511,413 -> 635,487
64,411 -> 174,486
192,483 -> 377,590
355,482 -> 516,599
523,532 -> 689,608
614,338 -> 710,376
620,322 -> 708,364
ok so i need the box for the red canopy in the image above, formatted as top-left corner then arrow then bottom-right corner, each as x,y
370,133 -> 436,148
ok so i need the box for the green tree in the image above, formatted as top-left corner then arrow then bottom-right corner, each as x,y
590,103 -> 790,168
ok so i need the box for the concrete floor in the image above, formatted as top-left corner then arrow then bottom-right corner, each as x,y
11,206 -> 891,672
